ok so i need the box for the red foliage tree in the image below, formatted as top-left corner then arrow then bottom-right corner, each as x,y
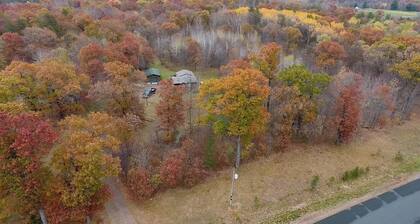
126,167 -> 156,201
43,185 -> 110,224
0,112 -> 57,217
183,158 -> 207,187
159,138 -> 208,188
79,43 -> 105,81
106,33 -> 154,69
335,74 -> 363,144
1,32 -> 26,63
159,149 -> 187,188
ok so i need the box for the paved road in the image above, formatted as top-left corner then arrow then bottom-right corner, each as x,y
316,178 -> 420,224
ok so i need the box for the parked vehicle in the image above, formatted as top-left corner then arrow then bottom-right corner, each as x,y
143,87 -> 157,98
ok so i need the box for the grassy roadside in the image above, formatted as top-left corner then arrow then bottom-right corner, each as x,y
262,155 -> 420,224
102,114 -> 420,224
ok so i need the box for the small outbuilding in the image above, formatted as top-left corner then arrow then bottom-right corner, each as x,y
171,70 -> 198,85
145,68 -> 161,84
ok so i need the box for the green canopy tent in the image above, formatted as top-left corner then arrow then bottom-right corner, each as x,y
145,68 -> 161,83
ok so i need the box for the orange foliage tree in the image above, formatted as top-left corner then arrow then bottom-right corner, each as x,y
250,42 -> 281,111
315,40 -> 346,71
156,79 -> 186,142
45,113 -> 123,223
360,26 -> 384,45
186,37 -> 203,70
220,59 -> 251,76
250,42 -> 282,83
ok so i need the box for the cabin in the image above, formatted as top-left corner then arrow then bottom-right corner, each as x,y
171,70 -> 198,85
145,68 -> 161,84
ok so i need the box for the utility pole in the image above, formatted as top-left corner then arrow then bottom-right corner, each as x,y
188,76 -> 193,135
229,136 -> 241,207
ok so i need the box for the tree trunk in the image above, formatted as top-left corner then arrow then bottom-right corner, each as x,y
229,136 -> 241,206
86,216 -> 91,224
39,209 -> 48,224
401,83 -> 419,119
394,82 -> 419,119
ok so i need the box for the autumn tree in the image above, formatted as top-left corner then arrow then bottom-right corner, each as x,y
156,79 -> 185,142
284,27 -> 303,54
160,22 -> 181,35
364,40 -> 401,74
250,42 -> 282,111
88,61 -> 144,176
0,113 -> 57,220
46,113 -> 123,222
199,68 -> 269,205
278,65 -> 331,137
1,32 -> 26,64
22,27 -> 58,61
365,36 -> 420,73
362,84 -> 395,128
160,149 -> 187,188
271,86 -> 308,149
159,139 -> 207,188
392,54 -> 420,117
126,167 -> 156,201
185,37 -> 203,70
315,40 -> 346,72
36,12 -> 63,36
106,32 -> 154,69
334,70 -> 363,144
251,42 -> 282,84
0,60 -> 89,118
360,26 -> 384,45
88,61 -> 145,121
220,59 -> 251,76
79,43 -> 105,82
33,60 -> 89,118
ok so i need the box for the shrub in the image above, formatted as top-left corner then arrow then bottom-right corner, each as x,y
310,175 -> 320,191
341,167 -> 368,182
254,196 -> 262,208
184,158 -> 208,187
204,134 -> 216,169
394,151 -> 404,162
126,167 -> 156,201
159,150 -> 187,188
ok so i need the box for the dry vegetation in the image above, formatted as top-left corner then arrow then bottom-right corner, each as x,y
101,113 -> 420,224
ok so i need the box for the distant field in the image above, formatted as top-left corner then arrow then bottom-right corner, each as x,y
358,8 -> 420,18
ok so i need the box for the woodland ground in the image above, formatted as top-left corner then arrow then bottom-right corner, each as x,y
101,108 -> 420,224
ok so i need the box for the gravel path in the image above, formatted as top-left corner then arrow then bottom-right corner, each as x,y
104,178 -> 138,224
